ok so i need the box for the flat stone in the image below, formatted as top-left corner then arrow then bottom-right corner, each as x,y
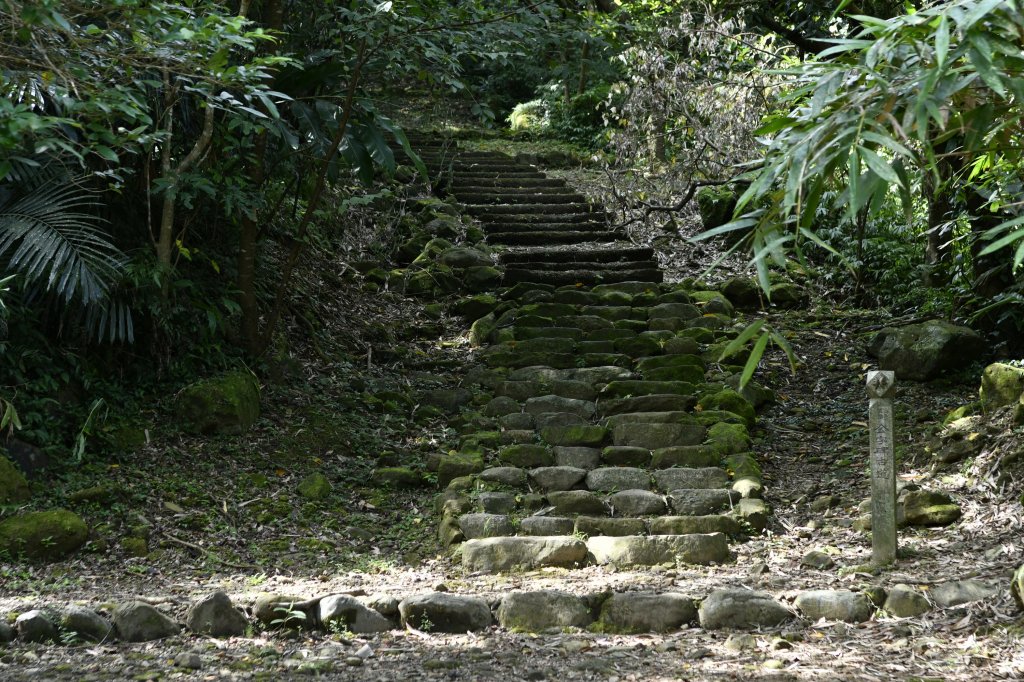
541,425 -> 608,447
519,516 -> 575,536
479,492 -> 517,514
801,550 -> 835,570
651,446 -> 721,469
597,592 -> 697,634
698,589 -> 793,630
553,447 -> 601,470
548,380 -> 598,401
654,468 -> 729,491
319,595 -> 392,634
495,380 -> 550,401
496,591 -> 592,632
649,303 -> 701,320
648,515 -> 742,536
567,366 -> 636,383
585,467 -> 650,492
599,395 -> 696,416
669,489 -> 740,515
479,466 -> 528,487
613,422 -> 706,449
547,490 -> 608,516
884,584 -> 931,617
458,513 -> 515,539
604,411 -> 698,426
60,606 -> 114,643
533,412 -> 585,430
398,593 -> 492,633
185,592 -> 249,637
795,590 -> 873,623
902,490 -> 962,527
15,610 -> 58,643
608,489 -> 668,516
930,579 -> 998,608
483,396 -> 522,417
574,516 -> 647,537
462,537 -> 588,573
601,380 -> 695,398
587,534 -> 729,567
600,446 -> 651,467
499,445 -> 553,468
529,466 -> 587,491
499,412 -> 535,430
525,395 -> 596,419
113,602 -> 181,642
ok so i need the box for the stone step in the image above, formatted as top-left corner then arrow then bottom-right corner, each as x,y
451,163 -> 538,172
586,533 -> 729,567
448,177 -> 567,189
503,267 -> 664,286
453,170 -> 546,179
500,245 -> 655,264
452,185 -> 582,197
453,192 -> 587,205
489,231 -> 622,247
482,221 -> 610,234
467,204 -> 598,217
502,259 -> 658,273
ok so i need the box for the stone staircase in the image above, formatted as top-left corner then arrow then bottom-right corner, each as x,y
407,136 -> 770,576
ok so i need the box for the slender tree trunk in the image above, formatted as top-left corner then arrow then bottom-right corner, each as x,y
577,41 -> 589,95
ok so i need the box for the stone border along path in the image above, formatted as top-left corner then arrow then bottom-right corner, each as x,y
0,138 -> 972,653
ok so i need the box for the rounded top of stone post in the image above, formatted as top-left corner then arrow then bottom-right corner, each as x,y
866,370 -> 895,399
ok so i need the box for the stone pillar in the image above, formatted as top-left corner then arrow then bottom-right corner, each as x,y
866,370 -> 897,566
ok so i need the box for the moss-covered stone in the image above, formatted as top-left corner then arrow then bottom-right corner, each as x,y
175,370 -> 260,435
541,425 -> 608,447
981,363 -> 1024,409
0,509 -> 88,560
724,452 -> 761,480
696,186 -> 737,230
121,536 -> 149,558
0,456 -> 30,503
297,473 -> 332,500
454,294 -> 499,320
498,444 -> 553,468
699,389 -> 756,427
372,467 -> 424,489
902,490 -> 961,527
469,313 -> 497,347
438,454 -> 485,486
706,422 -> 751,456
464,266 -> 504,292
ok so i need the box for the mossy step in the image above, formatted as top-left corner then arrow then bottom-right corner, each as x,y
448,177 -> 567,189
597,394 -> 697,416
491,232 -> 622,247
455,193 -> 587,205
452,185 -> 582,196
452,170 -> 546,179
468,204 -> 598,217
500,260 -> 659,273
451,163 -> 539,172
482,221 -> 610,234
503,268 -> 663,286
500,245 -> 656,264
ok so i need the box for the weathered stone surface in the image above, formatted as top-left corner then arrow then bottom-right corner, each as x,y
498,412 -> 534,431
297,472 -> 332,500
15,610 -> 58,643
253,594 -> 317,628
706,422 -> 751,455
398,594 -> 492,633
608,489 -> 667,516
458,513 -> 515,539
547,490 -> 608,516
113,602 -> 181,642
439,454 -> 484,486
439,246 -> 491,268
800,550 -> 835,570
0,621 -> 14,643
61,606 -> 114,643
525,395 -> 596,419
529,466 -> 587,491
604,411 -> 698,426
574,516 -> 646,537
867,320 -> 984,381
372,467 -> 424,489
462,536 -> 587,573
499,445 -> 553,468
669,489 -> 741,515
597,592 -> 697,634
648,303 -> 701,320
0,456 -> 30,503
795,590 -> 873,623
553,446 -> 602,470
600,446 -> 651,467
902,490 -> 961,526
519,516 -> 575,536
0,509 -> 88,560
587,533 -> 729,567
981,362 -> 1024,408
612,422 -> 705,449
541,425 -> 608,447
735,497 -> 770,531
319,595 -> 392,634
585,467 -> 650,492
479,466 -> 528,488
185,592 -> 249,637
497,591 -> 592,631
175,370 -> 260,435
884,584 -> 931,617
698,589 -> 793,630
483,396 -> 521,417
930,580 -> 998,608
654,468 -> 729,491
421,388 -> 473,414
698,390 -> 756,427
648,515 -> 742,536
651,446 -> 721,469
599,395 -> 697,418
479,492 -> 517,514
601,381 -> 695,399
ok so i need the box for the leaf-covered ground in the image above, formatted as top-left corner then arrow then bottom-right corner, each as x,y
2,156 -> 1023,681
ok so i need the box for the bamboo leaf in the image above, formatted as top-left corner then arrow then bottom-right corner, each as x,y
739,333 -> 770,390
717,319 -> 765,363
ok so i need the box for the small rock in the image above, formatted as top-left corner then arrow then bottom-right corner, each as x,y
398,593 -> 493,633
725,633 -> 757,652
60,606 -> 114,643
0,622 -> 14,643
902,490 -> 961,527
884,584 -> 931,617
810,495 -> 839,513
15,610 -> 58,643
345,656 -> 363,667
174,652 -> 203,669
297,473 -> 332,500
112,602 -> 180,642
794,590 -> 873,623
698,589 -> 792,630
186,592 -> 248,637
930,579 -> 998,608
801,550 -> 835,570
319,595 -> 392,634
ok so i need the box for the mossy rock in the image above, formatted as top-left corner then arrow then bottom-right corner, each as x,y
102,423 -> 148,453
943,403 -> 980,426
454,294 -> 499,320
372,467 -> 424,489
696,186 -> 737,230
121,536 -> 149,558
0,456 -> 30,504
464,266 -> 504,292
706,422 -> 751,456
175,371 -> 260,435
412,237 -> 455,266
699,390 -> 756,427
724,452 -> 761,480
0,509 -> 88,560
297,473 -> 332,500
981,363 -> 1024,410
469,313 -> 497,347
438,454 -> 484,487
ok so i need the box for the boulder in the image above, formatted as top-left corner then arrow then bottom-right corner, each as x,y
113,602 -> 180,642
175,370 -> 260,435
0,456 -> 30,503
185,592 -> 249,637
319,594 -> 392,634
438,247 -> 491,268
867,320 -> 984,381
462,536 -> 587,573
398,593 -> 492,633
698,589 -> 792,630
496,591 -> 592,631
61,606 -> 115,643
597,592 -> 696,633
794,590 -> 873,623
0,509 -> 88,560
15,610 -> 59,643
980,362 -> 1024,409
902,490 -> 961,527
253,594 -> 317,628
